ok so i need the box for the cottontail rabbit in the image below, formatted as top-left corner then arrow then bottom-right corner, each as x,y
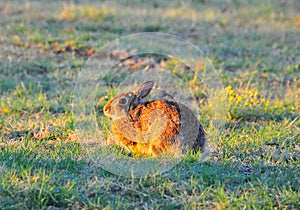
103,81 -> 206,157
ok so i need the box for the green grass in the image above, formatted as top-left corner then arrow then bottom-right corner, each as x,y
0,0 -> 299,209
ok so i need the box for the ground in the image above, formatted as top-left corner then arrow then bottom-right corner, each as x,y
0,0 -> 299,209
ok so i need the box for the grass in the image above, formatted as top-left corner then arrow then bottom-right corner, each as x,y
0,0 -> 299,209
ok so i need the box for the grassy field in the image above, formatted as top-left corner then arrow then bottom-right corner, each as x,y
0,0 -> 299,209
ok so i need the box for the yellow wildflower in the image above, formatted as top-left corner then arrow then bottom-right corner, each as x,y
229,95 -> 235,102
236,96 -> 243,103
248,90 -> 254,97
225,85 -> 232,91
65,40 -> 75,47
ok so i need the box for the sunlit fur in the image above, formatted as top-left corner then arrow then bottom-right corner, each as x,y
110,100 -> 180,157
103,81 -> 205,157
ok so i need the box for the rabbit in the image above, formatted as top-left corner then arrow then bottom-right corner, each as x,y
103,81 -> 206,157
158,91 -> 206,154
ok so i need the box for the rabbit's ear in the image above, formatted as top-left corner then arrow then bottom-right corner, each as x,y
135,81 -> 154,100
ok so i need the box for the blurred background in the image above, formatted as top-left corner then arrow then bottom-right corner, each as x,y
0,0 -> 299,209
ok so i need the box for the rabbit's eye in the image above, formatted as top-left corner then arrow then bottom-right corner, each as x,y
119,98 -> 128,105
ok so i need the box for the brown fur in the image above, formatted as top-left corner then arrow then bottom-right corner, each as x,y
103,81 -> 206,157
110,100 -> 180,157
